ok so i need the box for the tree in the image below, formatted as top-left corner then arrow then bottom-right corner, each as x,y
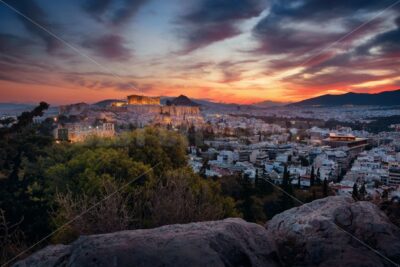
199,159 -> 209,178
352,183 -> 359,200
323,178 -> 328,197
124,127 -> 188,175
359,183 -> 367,200
316,168 -> 321,185
0,209 -> 27,265
280,165 -> 294,210
0,103 -> 52,243
254,169 -> 260,188
240,173 -> 254,222
146,168 -> 237,227
299,156 -> 309,167
310,166 -> 315,187
188,124 -> 196,146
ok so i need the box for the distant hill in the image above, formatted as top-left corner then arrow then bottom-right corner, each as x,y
0,103 -> 58,116
0,103 -> 34,110
253,100 -> 289,108
170,95 -> 200,107
93,99 -> 122,107
291,90 -> 400,107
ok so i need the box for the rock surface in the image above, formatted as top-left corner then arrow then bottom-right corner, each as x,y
14,218 -> 279,267
14,197 -> 400,267
266,196 -> 400,267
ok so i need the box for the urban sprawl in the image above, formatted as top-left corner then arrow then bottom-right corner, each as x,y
3,94 -> 400,202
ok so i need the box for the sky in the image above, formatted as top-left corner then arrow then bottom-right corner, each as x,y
0,0 -> 399,105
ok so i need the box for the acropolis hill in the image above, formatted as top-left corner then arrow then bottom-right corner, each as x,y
58,94 -> 204,128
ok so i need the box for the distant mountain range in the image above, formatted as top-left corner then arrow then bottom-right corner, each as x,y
0,103 -> 58,116
290,89 -> 400,107
4,89 -> 399,114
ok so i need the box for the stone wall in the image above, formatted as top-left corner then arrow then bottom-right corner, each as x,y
161,106 -> 200,116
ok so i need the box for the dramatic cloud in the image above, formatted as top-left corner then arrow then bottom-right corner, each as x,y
83,0 -> 113,21
357,16 -> 400,56
179,0 -> 266,52
83,34 -> 132,60
0,33 -> 34,56
0,0 -> 399,103
3,0 -> 61,53
83,0 -> 149,26
253,0 -> 398,56
112,0 -> 149,26
251,0 -> 400,98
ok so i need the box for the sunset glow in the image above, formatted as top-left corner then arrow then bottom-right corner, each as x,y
0,0 -> 399,104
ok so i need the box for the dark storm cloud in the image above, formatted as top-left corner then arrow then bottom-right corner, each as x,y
63,73 -> 147,92
252,0 -> 400,91
3,0 -> 61,53
112,0 -> 149,25
0,33 -> 34,56
83,34 -> 132,60
253,16 -> 344,55
252,0 -> 398,56
297,15 -> 400,74
179,0 -> 267,52
267,0 -> 398,22
83,0 -> 150,26
0,33 -> 62,85
83,0 -> 113,20
357,16 -> 400,56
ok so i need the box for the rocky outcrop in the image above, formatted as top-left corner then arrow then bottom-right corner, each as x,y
14,218 -> 279,267
266,196 -> 400,267
14,197 -> 400,267
170,95 -> 200,107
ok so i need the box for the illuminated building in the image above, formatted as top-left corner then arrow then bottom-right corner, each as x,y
127,95 -> 160,105
322,133 -> 368,158
55,122 -> 115,143
388,163 -> 400,186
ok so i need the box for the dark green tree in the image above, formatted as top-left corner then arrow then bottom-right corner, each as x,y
352,183 -> 359,200
254,169 -> 260,188
310,166 -> 315,187
316,168 -> 321,185
359,183 -> 367,200
323,178 -> 328,197
0,102 -> 52,243
280,165 -> 294,210
240,174 -> 255,222
188,124 -> 196,146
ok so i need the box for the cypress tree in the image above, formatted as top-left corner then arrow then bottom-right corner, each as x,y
323,178 -> 328,197
280,165 -> 294,210
352,183 -> 359,200
310,166 -> 315,187
359,183 -> 366,200
316,168 -> 321,185
255,169 -> 260,189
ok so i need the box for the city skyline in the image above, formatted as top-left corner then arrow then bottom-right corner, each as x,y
0,0 -> 399,104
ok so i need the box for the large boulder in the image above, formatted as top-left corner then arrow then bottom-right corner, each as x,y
14,197 -> 400,267
266,196 -> 400,267
14,218 -> 279,267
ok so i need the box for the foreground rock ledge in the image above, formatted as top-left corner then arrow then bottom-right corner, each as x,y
14,196 -> 400,267
266,196 -> 400,267
14,218 -> 279,267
